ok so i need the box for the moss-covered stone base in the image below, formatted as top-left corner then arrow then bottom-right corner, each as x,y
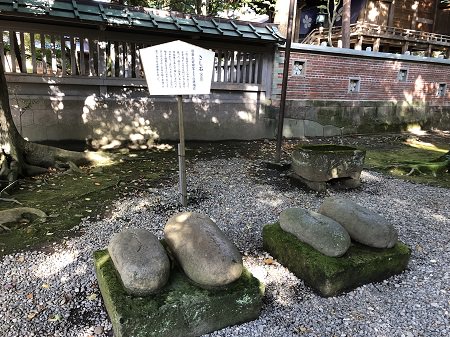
263,223 -> 410,297
94,250 -> 264,337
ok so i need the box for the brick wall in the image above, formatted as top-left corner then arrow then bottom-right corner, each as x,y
271,44 -> 450,136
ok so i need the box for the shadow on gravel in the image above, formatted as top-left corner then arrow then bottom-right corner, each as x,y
1,131 -> 448,257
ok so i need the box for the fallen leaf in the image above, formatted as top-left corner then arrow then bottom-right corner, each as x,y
42,283 -> 50,289
27,311 -> 38,320
87,293 -> 97,301
295,325 -> 308,333
16,256 -> 25,263
264,258 -> 273,265
26,293 -> 33,299
48,314 -> 61,322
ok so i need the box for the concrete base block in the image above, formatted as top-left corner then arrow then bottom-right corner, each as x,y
283,118 -> 305,138
94,250 -> 264,337
263,223 -> 410,297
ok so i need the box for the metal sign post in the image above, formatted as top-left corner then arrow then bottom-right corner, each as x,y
177,95 -> 187,206
139,40 -> 214,206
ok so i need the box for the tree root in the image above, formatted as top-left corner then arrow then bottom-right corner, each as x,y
0,197 -> 22,205
1,140 -> 114,190
22,141 -> 113,169
406,167 -> 424,176
0,207 -> 47,226
0,180 -> 18,195
390,159 -> 449,177
0,223 -> 10,231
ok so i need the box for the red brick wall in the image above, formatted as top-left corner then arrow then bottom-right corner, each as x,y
275,50 -> 450,103
270,46 -> 450,134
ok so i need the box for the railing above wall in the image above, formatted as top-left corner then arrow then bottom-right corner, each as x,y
302,22 -> 450,58
0,21 -> 273,92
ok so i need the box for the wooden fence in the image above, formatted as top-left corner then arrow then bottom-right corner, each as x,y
0,22 -> 271,88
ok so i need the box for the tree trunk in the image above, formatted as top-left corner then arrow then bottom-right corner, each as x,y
0,52 -> 24,183
342,0 -> 351,48
327,1 -> 336,47
0,57 -> 111,189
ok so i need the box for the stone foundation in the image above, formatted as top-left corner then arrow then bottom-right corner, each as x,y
262,223 -> 411,297
94,250 -> 264,337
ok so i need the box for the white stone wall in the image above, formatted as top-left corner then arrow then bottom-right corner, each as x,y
8,80 -> 276,146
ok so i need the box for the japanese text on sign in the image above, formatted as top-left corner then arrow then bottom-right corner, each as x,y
139,40 -> 214,96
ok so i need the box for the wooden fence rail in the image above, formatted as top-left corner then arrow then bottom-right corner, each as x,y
1,29 -> 266,86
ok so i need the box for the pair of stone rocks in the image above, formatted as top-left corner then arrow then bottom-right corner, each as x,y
108,212 -> 243,296
279,196 -> 398,257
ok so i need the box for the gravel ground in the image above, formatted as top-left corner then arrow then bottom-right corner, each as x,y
0,152 -> 449,337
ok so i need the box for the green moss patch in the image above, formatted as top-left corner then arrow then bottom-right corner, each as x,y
263,223 -> 410,297
94,250 -> 264,337
0,150 -> 176,256
365,145 -> 450,188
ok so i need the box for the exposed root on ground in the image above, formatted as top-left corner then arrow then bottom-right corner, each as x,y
0,207 -> 47,229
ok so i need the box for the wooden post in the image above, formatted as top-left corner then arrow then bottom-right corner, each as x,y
402,42 -> 409,54
373,38 -> 380,52
427,44 -> 432,57
177,95 -> 187,207
275,0 -> 296,162
356,35 -> 363,50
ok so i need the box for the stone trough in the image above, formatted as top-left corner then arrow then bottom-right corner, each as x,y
290,144 -> 366,192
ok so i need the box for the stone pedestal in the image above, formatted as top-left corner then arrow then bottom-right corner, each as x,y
291,144 -> 366,191
263,224 -> 410,297
94,250 -> 264,337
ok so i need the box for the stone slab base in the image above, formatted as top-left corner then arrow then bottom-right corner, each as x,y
288,172 -> 327,192
289,172 -> 361,192
94,250 -> 264,337
262,223 -> 410,297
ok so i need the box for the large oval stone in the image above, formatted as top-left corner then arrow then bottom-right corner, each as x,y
279,208 -> 351,257
108,228 -> 170,296
164,212 -> 243,288
318,197 -> 398,248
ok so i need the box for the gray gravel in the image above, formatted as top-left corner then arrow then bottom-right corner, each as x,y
0,155 -> 449,337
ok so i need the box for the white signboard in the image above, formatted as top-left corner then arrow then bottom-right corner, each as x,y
139,40 -> 215,96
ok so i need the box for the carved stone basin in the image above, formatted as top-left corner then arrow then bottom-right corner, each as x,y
291,144 -> 366,192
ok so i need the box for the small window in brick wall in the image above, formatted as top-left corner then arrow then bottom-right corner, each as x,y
348,78 -> 361,93
437,83 -> 447,97
292,60 -> 306,76
398,68 -> 408,82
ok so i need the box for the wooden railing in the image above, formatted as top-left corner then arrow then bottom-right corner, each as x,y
1,24 -> 267,87
213,50 -> 262,84
302,22 -> 450,48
